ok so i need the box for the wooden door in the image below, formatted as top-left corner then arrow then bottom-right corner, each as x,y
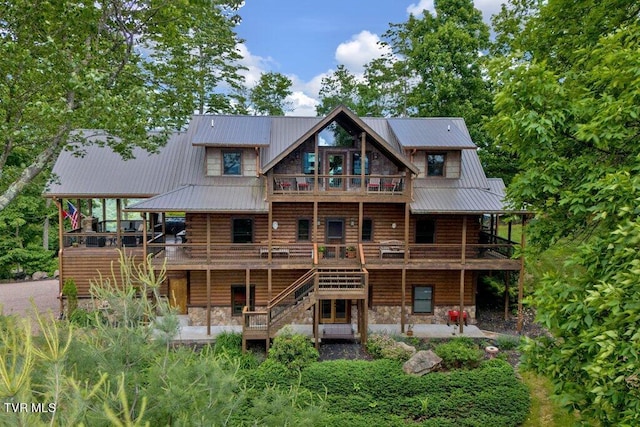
325,218 -> 344,259
169,278 -> 188,314
320,299 -> 350,323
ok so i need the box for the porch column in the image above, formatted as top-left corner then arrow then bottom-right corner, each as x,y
360,131 -> 366,192
504,271 -> 511,321
313,201 -> 318,243
142,213 -> 148,257
401,268 -> 406,333
56,199 -> 64,316
358,202 -> 363,243
206,214 -> 211,264
116,199 -> 122,246
313,133 -> 319,195
206,268 -> 211,336
267,201 -> 273,263
362,269 -> 369,343
517,215 -> 527,332
245,268 -> 251,313
459,215 -> 467,334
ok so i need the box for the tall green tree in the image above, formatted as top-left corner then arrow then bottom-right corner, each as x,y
489,0 -> 640,423
249,72 -> 293,116
0,0 -> 244,211
316,65 -> 361,116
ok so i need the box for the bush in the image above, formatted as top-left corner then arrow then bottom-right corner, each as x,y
365,333 -> 413,361
69,308 -> 102,327
434,338 -> 483,370
214,331 -> 243,354
268,330 -> 318,371
62,278 -> 78,316
496,334 -> 521,351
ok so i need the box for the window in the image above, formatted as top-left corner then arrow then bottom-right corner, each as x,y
416,219 -> 435,244
223,151 -> 242,175
232,218 -> 253,243
427,153 -> 446,177
297,218 -> 311,241
361,219 -> 373,242
352,152 -> 370,175
413,286 -> 433,314
231,285 -> 255,316
303,153 -> 319,174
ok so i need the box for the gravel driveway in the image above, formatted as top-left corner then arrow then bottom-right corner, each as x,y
0,279 -> 60,325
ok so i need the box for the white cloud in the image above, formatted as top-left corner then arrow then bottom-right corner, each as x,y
235,43 -> 275,87
406,0 -> 435,16
335,31 -> 390,74
286,91 -> 318,117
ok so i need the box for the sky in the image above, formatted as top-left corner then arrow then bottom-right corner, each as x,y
234,0 -> 505,116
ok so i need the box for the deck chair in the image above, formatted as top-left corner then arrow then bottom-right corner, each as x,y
367,177 -> 380,191
296,176 -> 310,191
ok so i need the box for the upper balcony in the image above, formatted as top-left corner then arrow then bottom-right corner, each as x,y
270,173 -> 408,200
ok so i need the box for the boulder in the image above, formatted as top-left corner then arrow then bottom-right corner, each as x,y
53,270 -> 60,279
32,271 -> 49,280
403,350 -> 442,376
396,341 -> 417,355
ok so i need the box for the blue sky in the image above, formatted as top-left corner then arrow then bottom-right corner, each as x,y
235,0 -> 504,116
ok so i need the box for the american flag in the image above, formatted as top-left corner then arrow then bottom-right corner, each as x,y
64,201 -> 80,229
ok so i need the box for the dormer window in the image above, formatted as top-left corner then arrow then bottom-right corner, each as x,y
223,151 -> 242,175
427,153 -> 446,177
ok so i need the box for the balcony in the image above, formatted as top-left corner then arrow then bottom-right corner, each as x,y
272,174 -> 406,197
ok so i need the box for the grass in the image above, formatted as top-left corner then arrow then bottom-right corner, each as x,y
497,221 -> 523,243
521,370 -> 579,426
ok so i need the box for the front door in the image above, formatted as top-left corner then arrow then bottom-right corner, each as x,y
320,299 -> 350,323
325,218 -> 345,259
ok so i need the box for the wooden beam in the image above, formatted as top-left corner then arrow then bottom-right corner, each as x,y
246,268 -> 251,315
517,215 -> 527,332
459,215 -> 467,334
206,268 -> 211,336
401,268 -> 406,333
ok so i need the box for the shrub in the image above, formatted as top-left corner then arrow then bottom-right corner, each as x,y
214,331 -> 243,354
68,308 -> 102,327
268,331 -> 318,371
366,333 -> 414,361
496,334 -> 521,351
434,338 -> 483,370
62,278 -> 78,316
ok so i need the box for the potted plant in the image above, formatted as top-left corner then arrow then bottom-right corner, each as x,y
318,246 -> 326,259
406,324 -> 414,336
346,246 -> 356,258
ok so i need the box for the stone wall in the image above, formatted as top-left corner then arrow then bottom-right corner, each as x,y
185,304 -> 475,327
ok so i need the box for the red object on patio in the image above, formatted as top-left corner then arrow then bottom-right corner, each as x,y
447,310 -> 468,326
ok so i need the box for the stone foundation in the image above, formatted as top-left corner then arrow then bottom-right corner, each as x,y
184,304 -> 476,327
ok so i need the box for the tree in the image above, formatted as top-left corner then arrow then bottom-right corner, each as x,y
489,0 -> 640,423
0,0 -> 244,212
249,72 -> 293,116
316,65 -> 361,116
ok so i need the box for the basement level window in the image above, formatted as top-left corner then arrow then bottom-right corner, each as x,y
413,286 -> 433,314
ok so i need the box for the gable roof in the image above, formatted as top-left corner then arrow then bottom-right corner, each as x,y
260,105 -> 420,175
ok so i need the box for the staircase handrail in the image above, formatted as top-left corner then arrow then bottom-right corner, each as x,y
267,269 -> 316,310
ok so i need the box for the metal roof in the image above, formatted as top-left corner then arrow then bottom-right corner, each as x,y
127,180 -> 267,212
46,131 -> 186,198
262,116 -> 322,167
190,115 -> 271,146
411,188 -> 515,214
387,117 -> 476,149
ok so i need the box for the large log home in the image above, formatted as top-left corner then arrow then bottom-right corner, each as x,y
46,105 -> 527,348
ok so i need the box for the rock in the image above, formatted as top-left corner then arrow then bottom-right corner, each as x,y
32,271 -> 49,280
396,341 -> 417,355
403,350 -> 442,376
53,270 -> 60,279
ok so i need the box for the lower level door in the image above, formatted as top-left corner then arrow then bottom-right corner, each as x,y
169,278 -> 188,315
320,299 -> 350,323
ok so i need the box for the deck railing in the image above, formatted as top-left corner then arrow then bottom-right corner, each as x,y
360,241 -> 517,264
273,174 -> 405,195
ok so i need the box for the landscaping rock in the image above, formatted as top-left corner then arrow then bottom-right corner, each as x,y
53,270 -> 60,279
32,271 -> 49,280
396,341 -> 417,355
403,350 -> 442,376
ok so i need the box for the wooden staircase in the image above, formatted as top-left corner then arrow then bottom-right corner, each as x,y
242,267 -> 367,344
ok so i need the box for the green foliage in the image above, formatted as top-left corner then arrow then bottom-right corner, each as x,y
301,358 -> 529,425
0,0 -> 244,211
62,278 -> 78,315
249,71 -> 293,115
365,333 -> 414,361
490,1 -> 640,424
268,330 -> 319,371
496,335 -> 522,351
434,338 -> 484,370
